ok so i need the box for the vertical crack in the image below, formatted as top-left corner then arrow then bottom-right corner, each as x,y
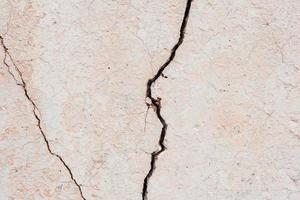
0,36 -> 87,200
142,0 -> 193,200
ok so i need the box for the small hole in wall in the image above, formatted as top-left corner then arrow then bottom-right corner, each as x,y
162,73 -> 168,78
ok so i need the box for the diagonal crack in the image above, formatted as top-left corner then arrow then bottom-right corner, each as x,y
0,35 -> 87,200
142,0 -> 193,200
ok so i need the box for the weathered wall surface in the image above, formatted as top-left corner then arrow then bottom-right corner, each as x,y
0,0 -> 299,200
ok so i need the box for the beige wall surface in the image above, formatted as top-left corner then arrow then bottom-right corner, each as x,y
0,0 -> 299,200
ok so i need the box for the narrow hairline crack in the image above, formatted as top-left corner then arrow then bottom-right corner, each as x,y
0,35 -> 86,200
142,0 -> 193,200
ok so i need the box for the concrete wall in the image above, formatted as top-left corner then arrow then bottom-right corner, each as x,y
0,0 -> 299,199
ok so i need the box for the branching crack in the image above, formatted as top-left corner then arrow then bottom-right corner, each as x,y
142,0 -> 193,199
0,35 -> 86,200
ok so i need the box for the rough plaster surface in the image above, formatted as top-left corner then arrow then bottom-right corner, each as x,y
0,0 -> 299,200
